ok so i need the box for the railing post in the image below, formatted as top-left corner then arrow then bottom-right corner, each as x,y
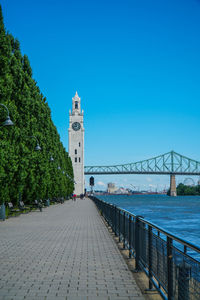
103,202 -> 106,219
114,206 -> 117,235
112,205 -> 115,231
118,210 -> 121,243
111,205 -> 114,229
157,231 -> 161,289
108,204 -> 111,226
106,203 -> 108,224
178,262 -> 191,300
148,225 -> 153,289
129,214 -> 132,258
135,216 -> 140,270
167,237 -> 173,300
110,205 -> 112,228
123,212 -> 126,249
104,203 -> 106,221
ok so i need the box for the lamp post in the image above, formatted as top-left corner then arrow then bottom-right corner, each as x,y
66,174 -> 76,184
0,104 -> 14,220
0,103 -> 14,126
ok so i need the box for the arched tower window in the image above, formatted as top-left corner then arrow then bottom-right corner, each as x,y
75,101 -> 78,109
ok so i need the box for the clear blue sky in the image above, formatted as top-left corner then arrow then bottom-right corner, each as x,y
1,0 -> 200,190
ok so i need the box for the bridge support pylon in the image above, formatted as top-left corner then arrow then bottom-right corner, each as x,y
170,174 -> 177,196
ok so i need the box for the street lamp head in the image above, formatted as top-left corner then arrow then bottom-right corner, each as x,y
0,104 -> 14,126
50,155 -> 54,162
35,143 -> 41,151
2,116 -> 14,126
27,136 -> 41,151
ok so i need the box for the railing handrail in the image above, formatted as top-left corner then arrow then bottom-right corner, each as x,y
94,197 -> 200,253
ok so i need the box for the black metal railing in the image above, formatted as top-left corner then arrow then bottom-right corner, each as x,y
90,196 -> 200,300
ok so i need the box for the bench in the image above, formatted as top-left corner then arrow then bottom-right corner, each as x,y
7,202 -> 20,217
56,197 -> 64,204
55,197 -> 64,204
19,201 -> 31,213
32,200 -> 43,212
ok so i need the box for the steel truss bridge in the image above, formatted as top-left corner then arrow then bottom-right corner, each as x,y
84,151 -> 200,175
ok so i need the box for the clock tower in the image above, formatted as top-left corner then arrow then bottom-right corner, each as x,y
68,92 -> 85,195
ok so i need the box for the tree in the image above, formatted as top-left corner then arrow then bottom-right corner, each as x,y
0,5 -> 74,205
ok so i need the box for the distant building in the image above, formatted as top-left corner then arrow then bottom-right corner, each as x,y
115,187 -> 129,194
107,183 -> 118,194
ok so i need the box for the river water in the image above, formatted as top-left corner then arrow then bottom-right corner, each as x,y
96,194 -> 200,249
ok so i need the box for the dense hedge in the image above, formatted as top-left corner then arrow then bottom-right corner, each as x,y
0,6 -> 74,205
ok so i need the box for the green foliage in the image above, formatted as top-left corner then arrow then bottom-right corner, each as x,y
176,183 -> 200,196
167,183 -> 200,196
0,6 -> 74,205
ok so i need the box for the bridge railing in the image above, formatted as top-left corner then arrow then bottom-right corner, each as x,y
90,196 -> 200,300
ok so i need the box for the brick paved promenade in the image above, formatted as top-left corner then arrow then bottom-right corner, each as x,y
0,198 -> 144,300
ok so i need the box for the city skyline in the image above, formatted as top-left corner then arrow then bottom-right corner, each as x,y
1,0 -> 200,190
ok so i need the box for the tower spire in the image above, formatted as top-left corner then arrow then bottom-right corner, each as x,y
72,91 -> 81,114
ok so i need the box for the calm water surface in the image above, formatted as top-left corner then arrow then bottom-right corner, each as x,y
96,194 -> 200,248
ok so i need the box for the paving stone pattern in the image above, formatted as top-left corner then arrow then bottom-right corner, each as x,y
0,198 -> 144,300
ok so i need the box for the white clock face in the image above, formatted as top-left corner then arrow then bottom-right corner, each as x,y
72,122 -> 81,131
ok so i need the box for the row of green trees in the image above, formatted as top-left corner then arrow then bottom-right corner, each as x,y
167,183 -> 200,196
0,6 -> 74,205
176,183 -> 200,196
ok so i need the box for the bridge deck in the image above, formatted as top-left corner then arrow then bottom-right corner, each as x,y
0,198 -> 144,300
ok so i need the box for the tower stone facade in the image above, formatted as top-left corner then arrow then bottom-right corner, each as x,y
68,92 -> 85,195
